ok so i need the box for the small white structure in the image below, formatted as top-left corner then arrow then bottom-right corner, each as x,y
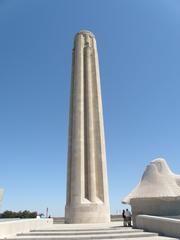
123,158 -> 180,223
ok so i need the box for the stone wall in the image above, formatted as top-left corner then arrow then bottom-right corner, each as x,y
0,218 -> 53,238
131,198 -> 180,225
136,215 -> 180,238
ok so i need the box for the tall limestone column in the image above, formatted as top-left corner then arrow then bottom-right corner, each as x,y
65,30 -> 110,223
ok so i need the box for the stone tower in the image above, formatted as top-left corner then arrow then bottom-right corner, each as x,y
65,30 -> 110,223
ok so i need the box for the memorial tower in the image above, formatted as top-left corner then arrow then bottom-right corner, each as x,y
65,30 -> 110,223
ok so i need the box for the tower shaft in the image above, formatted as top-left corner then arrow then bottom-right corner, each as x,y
65,31 -> 110,223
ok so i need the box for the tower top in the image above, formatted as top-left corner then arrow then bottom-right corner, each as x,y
76,30 -> 95,38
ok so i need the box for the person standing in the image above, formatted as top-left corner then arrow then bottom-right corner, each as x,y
124,209 -> 132,227
122,209 -> 127,226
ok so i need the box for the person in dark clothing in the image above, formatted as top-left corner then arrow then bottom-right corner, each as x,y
122,209 -> 127,226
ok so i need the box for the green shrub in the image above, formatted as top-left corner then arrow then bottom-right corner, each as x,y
0,210 -> 37,218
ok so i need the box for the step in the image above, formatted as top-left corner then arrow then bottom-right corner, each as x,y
31,226 -> 132,232
18,229 -> 144,236
9,231 -> 158,239
30,228 -> 136,232
103,238 -> 177,240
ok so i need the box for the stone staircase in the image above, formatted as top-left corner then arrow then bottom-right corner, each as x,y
7,222 -> 177,240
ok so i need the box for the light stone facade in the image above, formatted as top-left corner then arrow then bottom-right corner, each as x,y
65,30 -> 110,223
122,158 -> 180,225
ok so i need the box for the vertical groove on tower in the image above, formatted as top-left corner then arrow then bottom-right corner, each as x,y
91,44 -> 104,202
85,36 -> 96,203
83,37 -> 89,201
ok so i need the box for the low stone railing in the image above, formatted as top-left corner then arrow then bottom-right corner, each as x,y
0,218 -> 53,238
136,214 -> 180,238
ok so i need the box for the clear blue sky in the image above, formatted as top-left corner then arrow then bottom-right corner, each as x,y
0,0 -> 180,216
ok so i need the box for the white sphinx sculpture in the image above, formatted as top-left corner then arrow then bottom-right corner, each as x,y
122,158 -> 180,223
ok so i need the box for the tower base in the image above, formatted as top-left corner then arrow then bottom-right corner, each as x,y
65,203 -> 110,223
